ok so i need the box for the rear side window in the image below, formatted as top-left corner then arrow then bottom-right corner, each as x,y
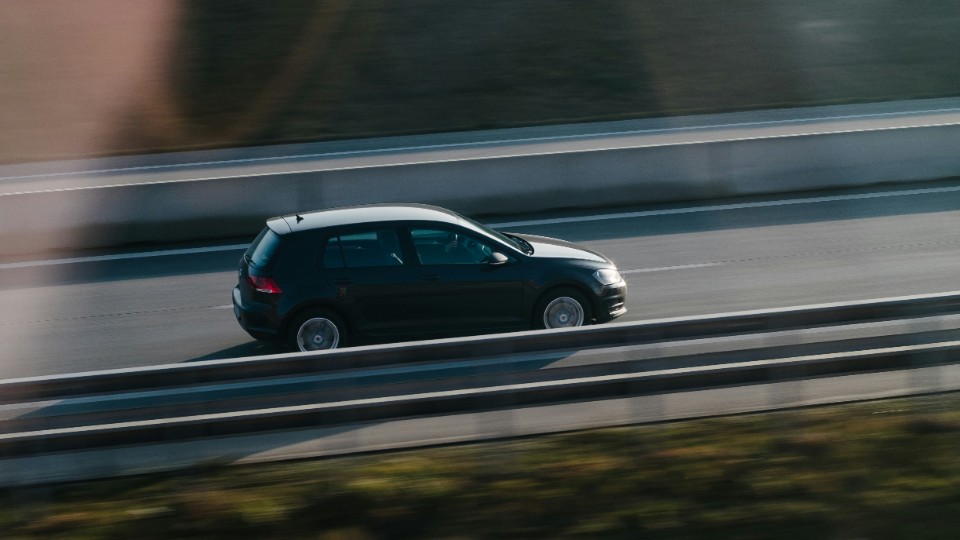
322,237 -> 345,269
245,228 -> 282,268
321,229 -> 404,269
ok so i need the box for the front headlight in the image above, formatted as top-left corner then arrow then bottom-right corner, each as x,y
593,268 -> 623,286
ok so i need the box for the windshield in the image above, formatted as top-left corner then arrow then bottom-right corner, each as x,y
457,215 -> 528,254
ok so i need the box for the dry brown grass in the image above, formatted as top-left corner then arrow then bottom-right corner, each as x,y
4,393 -> 960,538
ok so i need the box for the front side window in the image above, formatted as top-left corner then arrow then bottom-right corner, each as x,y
321,228 -> 404,269
411,228 -> 494,265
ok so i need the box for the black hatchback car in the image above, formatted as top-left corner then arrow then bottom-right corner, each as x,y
233,204 -> 626,351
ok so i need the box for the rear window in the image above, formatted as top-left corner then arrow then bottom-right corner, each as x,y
245,228 -> 282,268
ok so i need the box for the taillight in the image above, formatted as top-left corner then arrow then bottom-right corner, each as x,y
248,275 -> 283,294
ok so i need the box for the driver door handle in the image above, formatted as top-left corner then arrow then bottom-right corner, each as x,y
420,274 -> 442,282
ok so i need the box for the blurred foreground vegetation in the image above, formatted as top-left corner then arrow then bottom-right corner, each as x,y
3,0 -> 960,162
4,393 -> 960,539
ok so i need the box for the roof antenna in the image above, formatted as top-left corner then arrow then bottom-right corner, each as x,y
296,214 -> 304,224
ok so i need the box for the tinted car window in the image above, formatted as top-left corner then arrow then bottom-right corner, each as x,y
324,228 -> 404,268
245,228 -> 281,268
411,228 -> 493,265
457,214 -> 523,252
321,237 -> 345,269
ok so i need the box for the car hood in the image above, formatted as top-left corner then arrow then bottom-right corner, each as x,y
511,233 -> 611,265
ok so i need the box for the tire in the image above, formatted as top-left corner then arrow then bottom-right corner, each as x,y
534,287 -> 591,329
287,309 -> 347,351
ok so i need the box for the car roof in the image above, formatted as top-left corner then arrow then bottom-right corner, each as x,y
267,203 -> 463,234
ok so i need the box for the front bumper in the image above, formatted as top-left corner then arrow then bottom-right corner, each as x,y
596,280 -> 627,322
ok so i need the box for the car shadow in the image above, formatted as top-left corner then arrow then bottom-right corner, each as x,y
187,340 -> 286,362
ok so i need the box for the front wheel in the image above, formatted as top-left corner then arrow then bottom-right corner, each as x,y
287,309 -> 347,351
534,288 -> 591,329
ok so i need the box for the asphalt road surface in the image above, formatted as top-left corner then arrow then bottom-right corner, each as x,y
2,179 -> 960,379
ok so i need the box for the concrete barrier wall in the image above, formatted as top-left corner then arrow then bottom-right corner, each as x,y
3,122 -> 960,257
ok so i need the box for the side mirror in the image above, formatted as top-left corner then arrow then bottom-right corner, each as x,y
488,252 -> 510,266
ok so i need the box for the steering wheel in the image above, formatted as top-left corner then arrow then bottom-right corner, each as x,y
443,233 -> 459,253
462,237 -> 492,261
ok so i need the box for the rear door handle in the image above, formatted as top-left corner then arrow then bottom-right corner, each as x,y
333,278 -> 353,285
420,275 -> 442,282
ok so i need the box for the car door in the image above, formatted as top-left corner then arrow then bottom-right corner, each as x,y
318,226 -> 420,340
404,225 -> 524,337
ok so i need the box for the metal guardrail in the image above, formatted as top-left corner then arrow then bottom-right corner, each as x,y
2,291 -> 960,459
2,341 -> 959,458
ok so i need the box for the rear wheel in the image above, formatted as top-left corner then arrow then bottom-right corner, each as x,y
534,288 -> 591,329
287,309 -> 347,351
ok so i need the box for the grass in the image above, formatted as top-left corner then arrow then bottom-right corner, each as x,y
4,393 -> 960,538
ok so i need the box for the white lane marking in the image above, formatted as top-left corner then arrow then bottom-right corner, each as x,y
0,244 -> 249,270
3,182 -> 960,270
488,184 -> 960,228
622,263 -> 725,273
4,106 -> 959,182
211,305 -> 235,310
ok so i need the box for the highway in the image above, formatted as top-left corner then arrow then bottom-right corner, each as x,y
2,178 -> 960,380
3,98 -> 960,259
